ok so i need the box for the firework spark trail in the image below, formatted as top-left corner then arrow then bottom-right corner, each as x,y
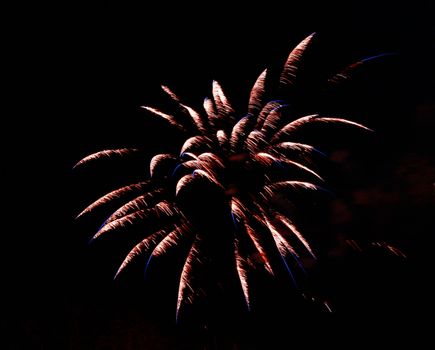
180,103 -> 208,134
254,152 -> 324,181
176,236 -> 201,320
261,104 -> 290,135
143,223 -> 191,276
212,80 -> 234,120
114,226 -> 174,279
216,129 -> 228,150
93,208 -> 152,240
328,62 -> 364,85
150,154 -> 176,177
92,200 -> 177,240
181,152 -> 198,161
161,85 -> 181,103
254,100 -> 284,130
151,223 -> 189,258
262,180 -> 322,198
105,188 -> 165,224
245,130 -> 266,154
197,152 -> 224,168
271,115 -> 372,143
234,238 -> 251,310
230,116 -> 252,152
76,33 -> 379,317
372,241 -> 407,258
279,32 -> 315,88
267,141 -> 326,165
264,216 -> 298,259
277,214 -> 316,258
73,148 -> 139,168
155,201 -> 178,217
203,97 -> 217,128
176,174 -> 196,196
194,153 -> 225,179
263,215 -> 299,286
230,199 -> 253,308
248,69 -> 268,115
269,141 -> 322,155
141,106 -> 186,131
180,136 -> 212,155
243,221 -> 274,275
328,53 -> 396,85
192,169 -> 224,189
230,197 -> 245,224
76,181 -> 151,218
253,196 -> 309,277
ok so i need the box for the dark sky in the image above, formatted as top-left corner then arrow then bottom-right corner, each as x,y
6,2 -> 435,349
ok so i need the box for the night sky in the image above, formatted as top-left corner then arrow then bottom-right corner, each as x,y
6,2 -> 435,349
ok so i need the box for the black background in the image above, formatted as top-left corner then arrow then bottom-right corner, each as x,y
5,2 -> 435,349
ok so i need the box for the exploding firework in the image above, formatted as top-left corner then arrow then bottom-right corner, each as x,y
75,33 -> 375,319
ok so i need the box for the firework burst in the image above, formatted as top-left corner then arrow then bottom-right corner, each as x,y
75,33 -> 374,319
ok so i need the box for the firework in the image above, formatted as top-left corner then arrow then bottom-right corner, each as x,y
75,33 -> 374,319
